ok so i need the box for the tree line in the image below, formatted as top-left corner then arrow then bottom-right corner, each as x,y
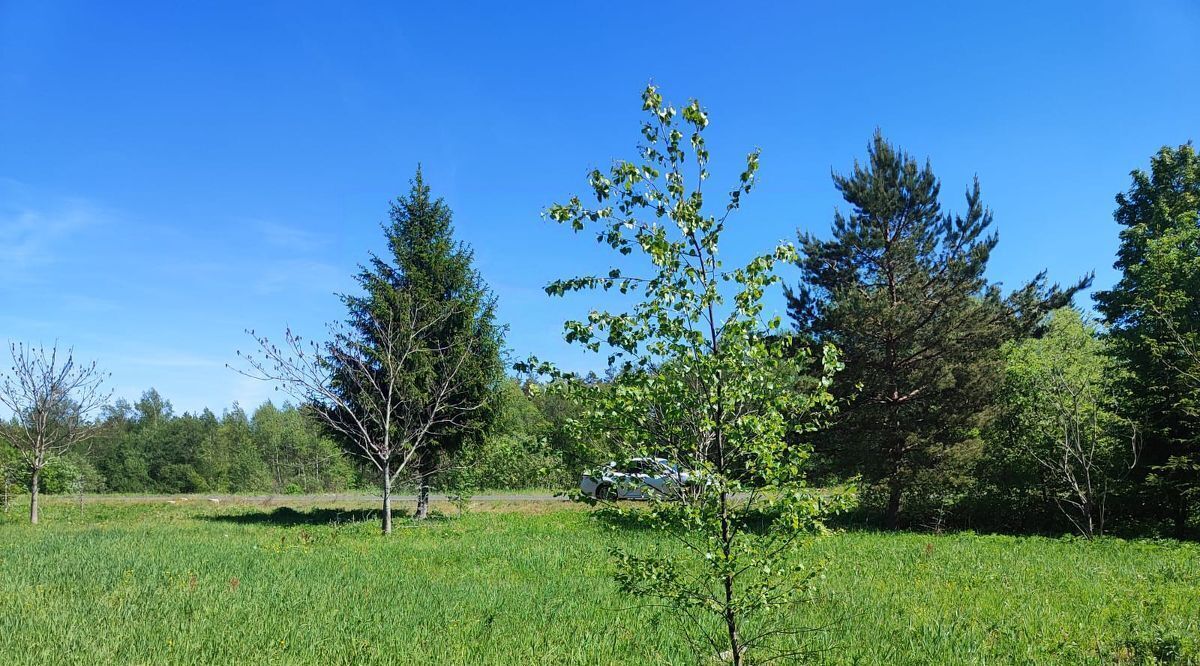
790,136 -> 1199,539
0,381 -> 585,503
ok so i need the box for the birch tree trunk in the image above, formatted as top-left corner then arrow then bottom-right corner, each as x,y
382,461 -> 393,535
29,468 -> 39,525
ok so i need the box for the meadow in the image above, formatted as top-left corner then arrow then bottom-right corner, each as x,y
0,496 -> 1197,665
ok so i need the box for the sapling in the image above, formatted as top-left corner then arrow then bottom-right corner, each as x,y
527,85 -> 849,665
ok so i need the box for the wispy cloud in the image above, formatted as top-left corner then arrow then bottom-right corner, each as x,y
228,373 -> 283,411
251,220 -> 327,252
0,180 -> 111,285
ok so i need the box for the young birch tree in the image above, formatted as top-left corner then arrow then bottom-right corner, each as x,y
529,85 -> 844,665
0,343 -> 110,524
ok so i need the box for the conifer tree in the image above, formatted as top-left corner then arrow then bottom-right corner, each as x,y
338,168 -> 504,521
239,168 -> 503,532
788,133 -> 1087,527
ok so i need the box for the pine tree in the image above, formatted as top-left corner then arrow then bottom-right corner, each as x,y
337,168 -> 504,520
1095,143 -> 1200,536
787,132 -> 1087,528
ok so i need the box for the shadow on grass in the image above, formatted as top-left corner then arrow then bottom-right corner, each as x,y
592,505 -> 783,536
201,506 -> 392,527
201,506 -> 459,528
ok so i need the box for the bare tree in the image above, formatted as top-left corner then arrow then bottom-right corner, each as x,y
0,343 -> 110,524
235,301 -> 489,534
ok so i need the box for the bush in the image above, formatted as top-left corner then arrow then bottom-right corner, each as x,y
1,456 -> 106,495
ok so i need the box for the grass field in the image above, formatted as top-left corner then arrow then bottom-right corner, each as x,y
0,496 -> 1197,665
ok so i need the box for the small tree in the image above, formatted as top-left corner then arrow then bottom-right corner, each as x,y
347,169 -> 503,520
238,299 -> 491,534
531,85 -> 844,665
0,343 -> 110,524
996,309 -> 1131,538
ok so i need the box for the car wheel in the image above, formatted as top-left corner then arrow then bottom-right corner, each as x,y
595,484 -> 613,501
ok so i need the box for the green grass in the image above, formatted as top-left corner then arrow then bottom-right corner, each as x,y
0,497 -> 1197,664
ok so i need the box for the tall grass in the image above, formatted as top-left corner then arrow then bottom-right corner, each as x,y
0,498 -> 1196,664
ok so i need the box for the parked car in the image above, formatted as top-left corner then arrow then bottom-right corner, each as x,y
580,457 -> 695,500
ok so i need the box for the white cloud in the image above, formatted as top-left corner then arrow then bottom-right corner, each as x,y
228,373 -> 283,411
0,180 -> 111,285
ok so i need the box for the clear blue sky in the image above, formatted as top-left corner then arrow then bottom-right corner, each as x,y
2,1 -> 1197,414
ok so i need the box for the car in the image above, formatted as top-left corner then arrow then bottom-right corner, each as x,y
580,457 -> 695,500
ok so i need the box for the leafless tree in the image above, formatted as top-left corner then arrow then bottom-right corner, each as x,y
235,302 -> 488,534
0,343 -> 110,524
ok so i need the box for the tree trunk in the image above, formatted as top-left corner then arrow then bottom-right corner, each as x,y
29,467 -> 40,525
884,474 -> 902,530
883,418 -> 906,530
725,598 -> 742,666
717,488 -> 742,666
381,462 -> 393,535
1172,494 -> 1188,539
415,451 -> 432,521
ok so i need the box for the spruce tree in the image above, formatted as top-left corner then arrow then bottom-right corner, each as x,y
787,133 -> 1087,527
1095,143 -> 1200,536
337,168 -> 503,520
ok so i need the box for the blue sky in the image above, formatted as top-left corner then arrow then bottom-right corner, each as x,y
2,1 -> 1197,414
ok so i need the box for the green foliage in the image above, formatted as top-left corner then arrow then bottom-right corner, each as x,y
441,379 -> 561,489
81,390 -> 357,494
1,454 -> 104,495
971,309 -> 1130,536
530,376 -> 612,480
252,402 -> 356,493
536,84 -> 844,665
788,132 -> 1088,528
1095,142 -> 1200,536
55,379 -> 580,499
328,168 -> 505,519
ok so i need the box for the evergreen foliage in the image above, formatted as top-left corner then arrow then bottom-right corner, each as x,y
787,132 -> 1089,527
329,168 -> 505,519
